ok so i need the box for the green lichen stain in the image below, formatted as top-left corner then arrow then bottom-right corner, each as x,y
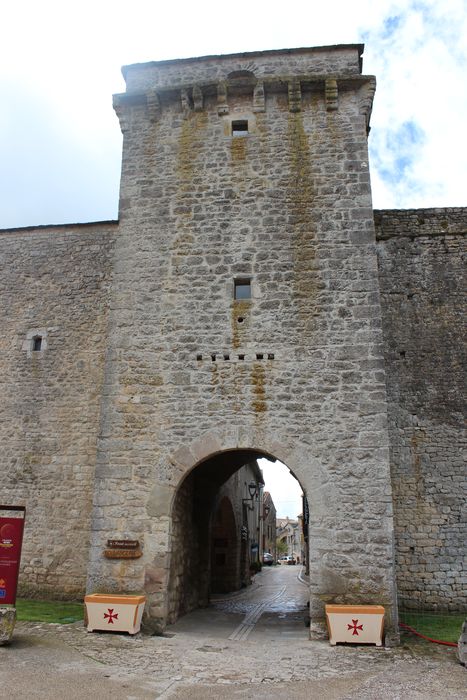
251,362 -> 267,415
230,135 -> 247,162
232,361 -> 248,414
210,363 -> 219,385
172,111 -> 207,274
177,112 -> 208,187
255,113 -> 270,162
231,300 -> 250,349
287,112 -> 318,322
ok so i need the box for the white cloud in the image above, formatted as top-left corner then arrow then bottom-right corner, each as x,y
259,459 -> 303,520
0,0 -> 465,226
362,0 -> 467,207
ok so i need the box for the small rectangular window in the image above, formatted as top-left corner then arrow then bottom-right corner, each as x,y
32,336 -> 42,352
232,120 -> 248,137
234,279 -> 251,300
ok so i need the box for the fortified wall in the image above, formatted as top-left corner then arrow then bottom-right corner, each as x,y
376,208 -> 466,610
0,222 -> 115,597
0,46 -> 465,627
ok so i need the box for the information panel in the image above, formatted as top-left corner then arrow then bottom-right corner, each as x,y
0,506 -> 26,605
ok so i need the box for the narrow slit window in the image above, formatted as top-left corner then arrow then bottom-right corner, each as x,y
234,279 -> 251,300
232,119 -> 248,137
32,336 -> 42,352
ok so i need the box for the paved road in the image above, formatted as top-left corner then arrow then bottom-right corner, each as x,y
1,566 -> 465,699
171,563 -> 309,642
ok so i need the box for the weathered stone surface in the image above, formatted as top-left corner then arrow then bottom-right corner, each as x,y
0,222 -> 115,599
376,209 -> 467,610
0,47 -> 464,638
0,608 -> 16,644
87,47 -> 399,635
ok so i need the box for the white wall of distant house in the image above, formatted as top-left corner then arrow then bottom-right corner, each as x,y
259,458 -> 303,520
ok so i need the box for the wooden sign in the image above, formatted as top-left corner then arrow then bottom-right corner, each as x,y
104,548 -> 142,559
106,539 -> 139,550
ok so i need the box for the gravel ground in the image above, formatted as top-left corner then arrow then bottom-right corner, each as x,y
1,568 -> 464,699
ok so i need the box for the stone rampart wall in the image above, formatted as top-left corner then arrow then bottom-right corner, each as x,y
376,208 -> 467,610
0,222 -> 115,598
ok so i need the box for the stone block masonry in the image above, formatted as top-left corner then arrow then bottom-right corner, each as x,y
0,46 -> 464,637
0,222 -> 115,598
89,45 -> 399,639
376,208 -> 467,610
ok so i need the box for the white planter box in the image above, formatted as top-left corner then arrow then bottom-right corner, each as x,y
325,604 -> 385,646
84,594 -> 146,635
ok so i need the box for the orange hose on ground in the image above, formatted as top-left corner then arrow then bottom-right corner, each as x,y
399,621 -> 458,647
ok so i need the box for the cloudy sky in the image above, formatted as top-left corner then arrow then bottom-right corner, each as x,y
1,0 -> 465,230
259,459 -> 303,519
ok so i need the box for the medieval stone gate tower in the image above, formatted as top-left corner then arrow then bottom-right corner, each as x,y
2,43 -> 465,640
82,45 -> 399,638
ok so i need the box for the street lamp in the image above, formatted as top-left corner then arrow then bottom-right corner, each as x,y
243,481 -> 258,510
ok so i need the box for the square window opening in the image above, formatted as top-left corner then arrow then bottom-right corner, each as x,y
32,336 -> 43,352
234,279 -> 251,300
232,120 -> 248,137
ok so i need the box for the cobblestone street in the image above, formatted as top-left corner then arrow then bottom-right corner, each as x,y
173,562 -> 309,642
1,565 -> 465,699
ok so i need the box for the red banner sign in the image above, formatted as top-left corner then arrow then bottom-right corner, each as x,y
0,506 -> 26,605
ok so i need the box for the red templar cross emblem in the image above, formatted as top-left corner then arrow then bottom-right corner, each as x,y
347,619 -> 363,636
104,608 -> 119,624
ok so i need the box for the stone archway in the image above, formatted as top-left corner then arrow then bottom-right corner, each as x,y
165,446 -> 277,625
143,427 -> 400,643
85,424 -> 398,643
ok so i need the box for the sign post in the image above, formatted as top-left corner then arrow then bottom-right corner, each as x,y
0,505 -> 26,644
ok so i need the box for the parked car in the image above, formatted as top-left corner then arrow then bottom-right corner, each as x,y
278,555 -> 296,565
262,552 -> 274,565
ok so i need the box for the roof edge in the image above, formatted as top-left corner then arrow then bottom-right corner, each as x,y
122,44 -> 365,79
0,219 -> 119,235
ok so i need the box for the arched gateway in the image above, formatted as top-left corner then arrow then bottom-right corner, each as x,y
88,426 -> 398,641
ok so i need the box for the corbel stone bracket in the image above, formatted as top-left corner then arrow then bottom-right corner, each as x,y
112,94 -> 129,133
253,81 -> 265,113
288,80 -> 301,112
325,79 -> 338,111
359,77 -> 376,134
146,89 -> 162,123
217,81 -> 229,115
